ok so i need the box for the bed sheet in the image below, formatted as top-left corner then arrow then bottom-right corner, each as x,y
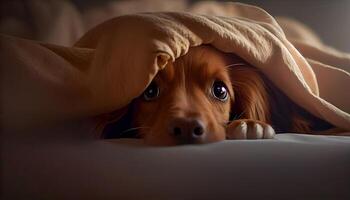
2,132 -> 350,199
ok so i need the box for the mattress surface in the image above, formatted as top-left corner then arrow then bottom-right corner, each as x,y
3,131 -> 350,199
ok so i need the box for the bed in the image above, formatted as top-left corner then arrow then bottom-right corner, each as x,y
2,128 -> 350,199
1,1 -> 350,199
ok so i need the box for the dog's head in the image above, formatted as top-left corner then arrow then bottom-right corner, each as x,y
132,45 -> 270,145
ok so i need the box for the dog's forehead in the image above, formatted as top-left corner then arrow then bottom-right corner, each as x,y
157,46 -> 232,83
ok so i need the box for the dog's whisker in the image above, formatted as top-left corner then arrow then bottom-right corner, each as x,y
231,109 -> 246,121
225,63 -> 247,68
236,110 -> 246,119
121,126 -> 151,134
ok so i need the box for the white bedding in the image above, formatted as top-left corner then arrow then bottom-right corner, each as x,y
2,132 -> 350,199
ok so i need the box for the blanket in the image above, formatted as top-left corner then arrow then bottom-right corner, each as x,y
1,2 -> 349,134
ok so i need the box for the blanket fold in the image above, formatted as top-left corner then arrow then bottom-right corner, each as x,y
1,2 -> 349,133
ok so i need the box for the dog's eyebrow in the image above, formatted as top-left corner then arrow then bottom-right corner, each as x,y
197,59 -> 227,77
210,66 -> 231,82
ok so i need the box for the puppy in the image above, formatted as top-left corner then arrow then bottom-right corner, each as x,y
131,45 -> 271,145
105,45 -> 333,145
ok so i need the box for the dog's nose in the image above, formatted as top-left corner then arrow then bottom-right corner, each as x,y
170,118 -> 206,143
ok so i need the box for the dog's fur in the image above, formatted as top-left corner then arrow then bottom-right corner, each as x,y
103,45 -> 333,145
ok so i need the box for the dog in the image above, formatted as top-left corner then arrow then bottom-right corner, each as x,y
103,45 -> 333,145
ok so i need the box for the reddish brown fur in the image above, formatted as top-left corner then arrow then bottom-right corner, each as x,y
228,65 -> 270,122
132,46 -> 233,145
116,45 -> 333,145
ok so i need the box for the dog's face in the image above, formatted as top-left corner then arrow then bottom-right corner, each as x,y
120,45 -> 324,144
132,46 -> 235,145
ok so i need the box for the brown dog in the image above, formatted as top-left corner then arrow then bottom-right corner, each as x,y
106,45 -> 332,145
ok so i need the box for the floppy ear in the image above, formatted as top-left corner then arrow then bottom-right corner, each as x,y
228,64 -> 271,123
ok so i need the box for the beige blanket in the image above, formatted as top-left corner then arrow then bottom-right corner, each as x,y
1,2 -> 349,134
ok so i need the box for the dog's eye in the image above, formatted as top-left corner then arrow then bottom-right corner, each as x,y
143,81 -> 160,101
211,81 -> 228,101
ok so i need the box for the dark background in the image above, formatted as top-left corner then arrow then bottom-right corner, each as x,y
72,0 -> 350,52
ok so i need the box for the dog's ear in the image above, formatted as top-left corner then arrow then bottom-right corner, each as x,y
228,65 -> 270,122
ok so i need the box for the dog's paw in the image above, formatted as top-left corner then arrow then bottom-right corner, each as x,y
226,119 -> 275,139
